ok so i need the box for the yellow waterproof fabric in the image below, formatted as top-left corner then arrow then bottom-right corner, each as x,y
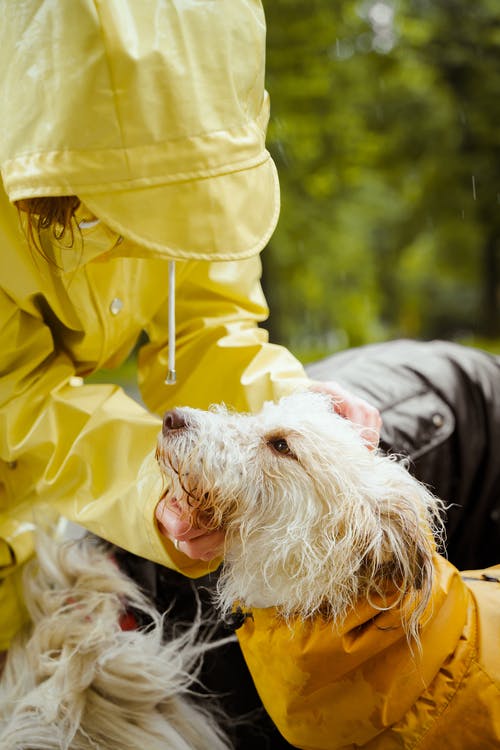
0,0 -> 279,261
237,557 -> 500,749
0,193 -> 308,649
0,0 -> 310,648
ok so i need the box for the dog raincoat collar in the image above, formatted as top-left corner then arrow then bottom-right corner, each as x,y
236,557 -> 470,748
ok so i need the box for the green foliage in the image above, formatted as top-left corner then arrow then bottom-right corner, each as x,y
262,0 -> 500,357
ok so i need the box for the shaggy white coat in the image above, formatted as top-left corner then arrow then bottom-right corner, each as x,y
156,392 -> 444,640
0,531 -> 231,750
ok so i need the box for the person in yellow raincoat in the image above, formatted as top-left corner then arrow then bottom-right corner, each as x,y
0,0 -> 381,666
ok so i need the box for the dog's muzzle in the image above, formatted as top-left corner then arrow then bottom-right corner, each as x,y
162,409 -> 187,436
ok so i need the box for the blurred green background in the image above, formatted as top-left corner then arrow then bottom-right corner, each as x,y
261,0 -> 500,362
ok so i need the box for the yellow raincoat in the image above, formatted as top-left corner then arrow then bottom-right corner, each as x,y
0,1 -> 309,649
237,556 -> 500,748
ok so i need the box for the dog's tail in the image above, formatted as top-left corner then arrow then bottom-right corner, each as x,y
0,529 -> 231,750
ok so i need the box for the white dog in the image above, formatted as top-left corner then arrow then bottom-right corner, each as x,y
0,529 -> 231,750
156,392 -> 500,750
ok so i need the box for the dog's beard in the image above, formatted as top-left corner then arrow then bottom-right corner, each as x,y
156,446 -> 239,533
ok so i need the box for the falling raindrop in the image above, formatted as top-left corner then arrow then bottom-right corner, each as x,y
368,1 -> 394,28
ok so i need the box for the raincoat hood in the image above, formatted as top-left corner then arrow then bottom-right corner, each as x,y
0,0 -> 279,262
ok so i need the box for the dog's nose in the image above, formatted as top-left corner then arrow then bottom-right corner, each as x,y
162,409 -> 187,435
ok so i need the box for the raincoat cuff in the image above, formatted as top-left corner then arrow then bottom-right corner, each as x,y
139,451 -> 222,578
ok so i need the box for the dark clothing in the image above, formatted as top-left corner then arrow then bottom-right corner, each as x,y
307,339 -> 500,570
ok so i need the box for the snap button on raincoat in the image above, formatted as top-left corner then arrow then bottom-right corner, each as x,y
237,557 -> 500,748
0,1 -> 309,649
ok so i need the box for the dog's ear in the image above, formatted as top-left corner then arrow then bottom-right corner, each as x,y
365,490 -> 439,640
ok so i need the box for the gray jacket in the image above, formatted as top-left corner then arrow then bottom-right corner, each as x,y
307,339 -> 500,570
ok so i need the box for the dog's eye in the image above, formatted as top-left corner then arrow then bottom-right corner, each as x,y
269,438 -> 293,456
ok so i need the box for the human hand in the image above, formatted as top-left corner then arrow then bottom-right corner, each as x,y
309,380 -> 382,448
155,496 -> 225,562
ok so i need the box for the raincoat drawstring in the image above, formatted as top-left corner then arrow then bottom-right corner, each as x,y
165,260 -> 176,384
